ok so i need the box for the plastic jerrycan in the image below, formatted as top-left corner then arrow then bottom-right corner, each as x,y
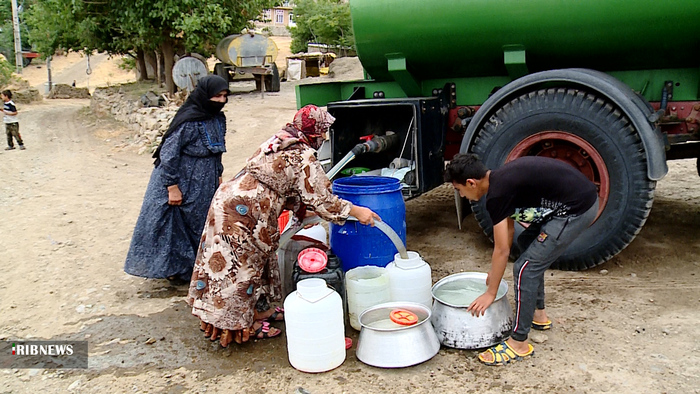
385,251 -> 433,308
293,253 -> 346,316
284,278 -> 345,373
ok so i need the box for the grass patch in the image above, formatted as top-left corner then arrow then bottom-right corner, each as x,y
97,80 -> 168,101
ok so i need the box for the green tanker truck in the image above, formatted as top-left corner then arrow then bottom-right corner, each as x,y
296,0 -> 700,270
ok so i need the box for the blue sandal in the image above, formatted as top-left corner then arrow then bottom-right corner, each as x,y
478,341 -> 534,366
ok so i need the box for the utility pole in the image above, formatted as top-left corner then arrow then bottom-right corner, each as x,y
47,56 -> 52,94
11,0 -> 23,74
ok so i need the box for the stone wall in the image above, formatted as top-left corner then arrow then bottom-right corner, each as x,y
2,78 -> 43,104
91,86 -> 179,155
11,88 -> 42,104
47,84 -> 91,99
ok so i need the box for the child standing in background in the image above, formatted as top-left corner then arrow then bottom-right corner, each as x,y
2,90 -> 24,150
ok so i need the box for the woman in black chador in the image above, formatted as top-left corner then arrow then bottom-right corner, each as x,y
125,75 -> 230,284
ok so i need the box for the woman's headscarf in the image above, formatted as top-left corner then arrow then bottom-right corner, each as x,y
251,105 -> 336,222
153,75 -> 231,166
284,104 -> 336,150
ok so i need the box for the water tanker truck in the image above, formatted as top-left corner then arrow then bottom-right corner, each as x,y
214,33 -> 280,92
296,0 -> 700,270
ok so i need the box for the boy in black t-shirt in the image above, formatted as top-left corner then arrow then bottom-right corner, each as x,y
444,153 -> 599,366
2,90 -> 23,150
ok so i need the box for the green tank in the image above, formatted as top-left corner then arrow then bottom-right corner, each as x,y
299,0 -> 700,271
351,0 -> 700,81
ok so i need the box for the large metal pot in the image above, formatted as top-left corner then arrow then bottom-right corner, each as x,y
431,272 -> 513,349
356,302 -> 440,368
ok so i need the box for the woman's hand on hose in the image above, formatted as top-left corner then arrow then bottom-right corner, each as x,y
167,184 -> 183,205
350,205 -> 381,226
301,211 -> 319,229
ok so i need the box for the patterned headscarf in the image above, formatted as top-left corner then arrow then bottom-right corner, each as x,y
288,105 -> 336,150
262,105 -> 336,154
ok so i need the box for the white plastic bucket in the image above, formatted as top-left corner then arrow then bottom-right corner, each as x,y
386,251 -> 433,308
345,266 -> 391,331
284,278 -> 345,373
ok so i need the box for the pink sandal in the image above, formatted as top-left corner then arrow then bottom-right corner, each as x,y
252,320 -> 282,339
265,306 -> 285,322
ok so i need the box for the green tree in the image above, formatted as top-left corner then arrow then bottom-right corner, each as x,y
26,0 -> 278,93
290,0 -> 353,55
0,57 -> 16,86
0,0 -> 38,68
24,0 -> 81,57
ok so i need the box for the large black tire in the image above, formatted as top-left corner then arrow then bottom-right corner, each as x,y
214,63 -> 229,82
470,88 -> 656,270
262,63 -> 281,92
254,75 -> 262,91
269,63 -> 281,92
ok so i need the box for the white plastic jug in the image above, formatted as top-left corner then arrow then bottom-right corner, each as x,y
284,278 -> 345,373
386,251 -> 433,308
345,266 -> 391,331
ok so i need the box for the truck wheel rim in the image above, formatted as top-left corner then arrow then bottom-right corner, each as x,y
505,131 -> 608,219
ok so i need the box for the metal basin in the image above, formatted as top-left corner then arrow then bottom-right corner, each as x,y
356,302 -> 440,368
431,272 -> 513,349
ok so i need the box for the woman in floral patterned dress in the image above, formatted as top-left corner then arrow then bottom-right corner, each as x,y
187,105 -> 380,347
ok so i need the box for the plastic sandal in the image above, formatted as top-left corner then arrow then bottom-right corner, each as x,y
251,320 -> 282,340
532,319 -> 552,330
478,341 -> 534,366
266,306 -> 285,322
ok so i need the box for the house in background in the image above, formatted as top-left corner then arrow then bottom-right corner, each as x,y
256,1 -> 295,36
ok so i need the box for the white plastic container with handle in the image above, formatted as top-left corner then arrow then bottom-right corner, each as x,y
386,251 -> 433,308
284,278 -> 345,373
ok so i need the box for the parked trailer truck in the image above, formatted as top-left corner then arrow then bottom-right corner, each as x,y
296,0 -> 700,270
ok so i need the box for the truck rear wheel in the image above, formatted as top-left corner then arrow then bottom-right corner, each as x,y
470,88 -> 656,270
266,63 -> 281,92
214,63 -> 229,82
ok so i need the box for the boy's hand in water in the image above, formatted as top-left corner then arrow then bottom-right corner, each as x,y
467,291 -> 496,317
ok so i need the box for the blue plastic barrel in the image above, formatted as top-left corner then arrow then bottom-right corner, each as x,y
330,176 -> 406,271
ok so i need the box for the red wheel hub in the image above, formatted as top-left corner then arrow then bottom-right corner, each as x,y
506,131 -> 608,219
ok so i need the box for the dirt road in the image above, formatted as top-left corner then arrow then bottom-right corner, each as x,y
0,84 -> 699,393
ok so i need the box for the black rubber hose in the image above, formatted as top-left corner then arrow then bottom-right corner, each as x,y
350,133 -> 399,156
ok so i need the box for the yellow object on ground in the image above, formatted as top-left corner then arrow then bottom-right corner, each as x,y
532,319 -> 552,330
478,341 -> 534,366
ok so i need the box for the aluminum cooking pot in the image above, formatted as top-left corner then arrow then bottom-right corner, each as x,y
356,302 -> 440,368
431,272 -> 513,349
